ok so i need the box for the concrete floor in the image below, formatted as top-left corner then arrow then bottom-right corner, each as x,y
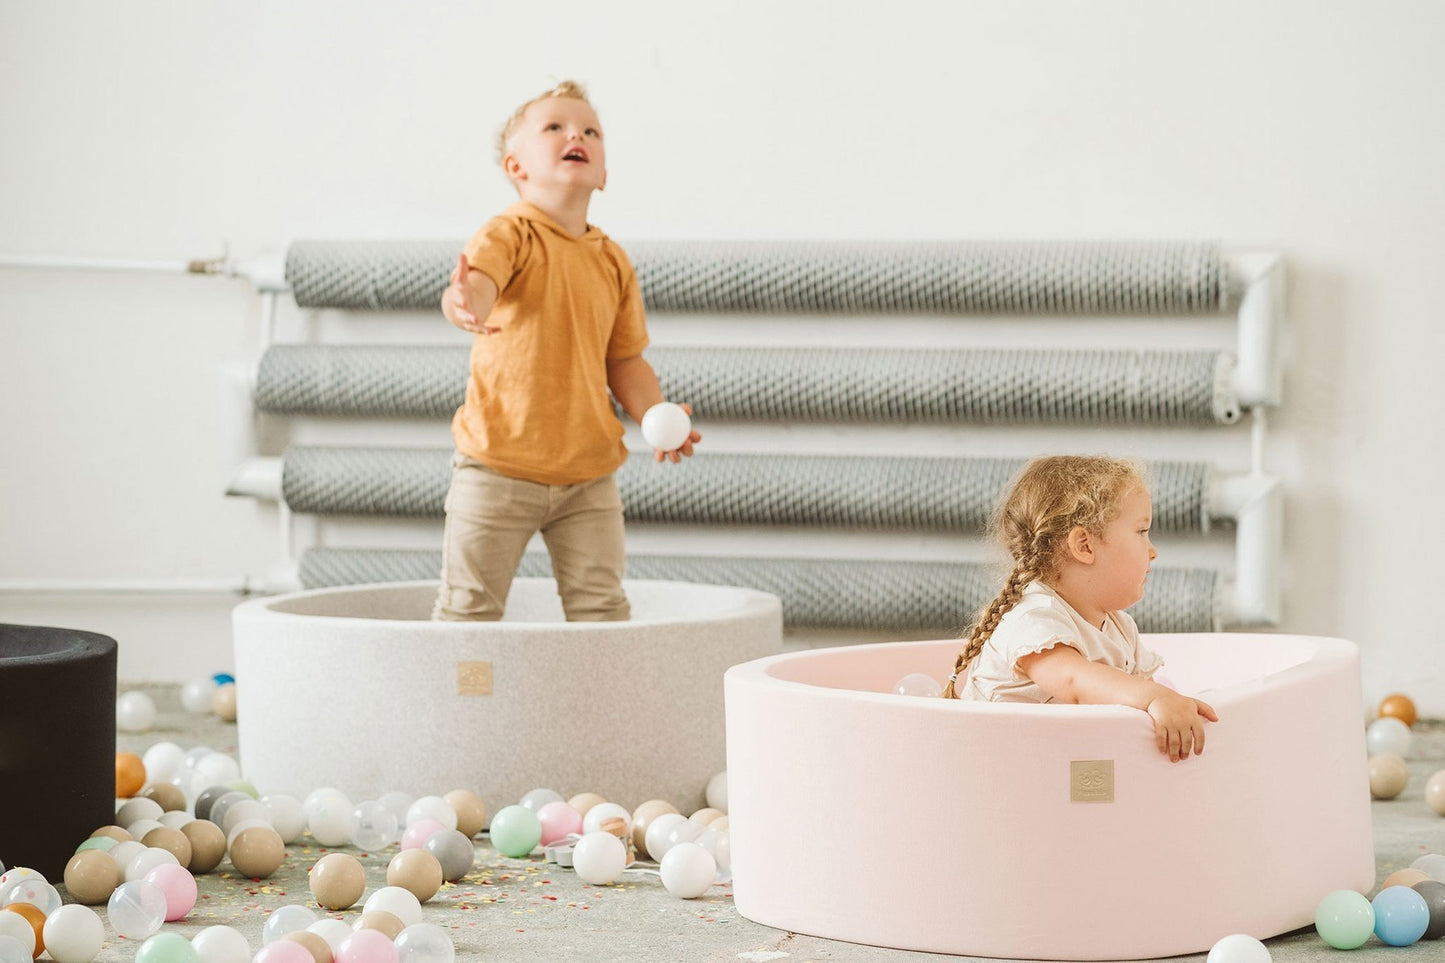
71,689 -> 1445,961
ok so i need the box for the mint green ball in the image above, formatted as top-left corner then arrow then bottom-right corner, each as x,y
1316,889 -> 1375,950
225,779 -> 260,799
489,805 -> 542,858
76,836 -> 116,853
135,932 -> 200,963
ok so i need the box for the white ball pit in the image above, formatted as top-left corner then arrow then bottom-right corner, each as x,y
233,579 -> 781,813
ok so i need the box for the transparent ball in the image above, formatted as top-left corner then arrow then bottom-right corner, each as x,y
394,922 -> 455,963
261,904 -> 319,945
3,878 -> 62,915
519,788 -> 563,813
305,919 -> 354,954
352,800 -> 401,851
107,879 -> 168,940
405,795 -> 457,830
377,792 -> 414,828
124,848 -> 179,884
893,672 -> 942,697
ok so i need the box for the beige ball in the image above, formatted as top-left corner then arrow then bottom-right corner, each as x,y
353,910 -> 405,941
182,819 -> 228,874
139,783 -> 187,813
689,807 -> 724,825
1382,868 -> 1431,889
567,793 -> 606,819
1427,769 -> 1445,816
708,815 -> 729,831
630,800 -> 679,854
282,930 -> 334,963
309,853 -> 366,910
142,826 -> 194,869
63,849 -> 122,904
91,825 -> 134,843
1369,753 -> 1409,800
212,682 -> 238,721
386,849 -> 444,903
230,825 -> 285,878
443,789 -> 488,838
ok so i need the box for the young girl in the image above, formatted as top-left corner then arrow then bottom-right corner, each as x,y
942,455 -> 1218,763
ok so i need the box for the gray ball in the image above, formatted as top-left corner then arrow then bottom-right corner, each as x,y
207,791 -> 253,830
423,828 -> 476,881
194,785 -> 233,822
1413,880 -> 1445,941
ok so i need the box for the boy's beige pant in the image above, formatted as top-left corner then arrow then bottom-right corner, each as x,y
431,454 -> 630,622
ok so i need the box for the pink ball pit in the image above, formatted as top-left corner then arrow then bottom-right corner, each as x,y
724,633 -> 1374,961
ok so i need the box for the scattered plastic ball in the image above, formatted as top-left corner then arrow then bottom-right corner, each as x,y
143,863 -> 197,920
262,794 -> 307,844
0,935 -> 31,963
143,827 -> 194,869
141,742 -> 186,786
305,919 -> 354,955
582,802 -> 630,837
352,800 -> 400,851
1412,853 -> 1445,881
253,942 -> 312,963
195,754 -> 242,788
659,842 -> 716,899
519,788 -> 563,813
0,908 -> 39,958
536,801 -> 583,846
116,691 -> 158,732
1414,880 -> 1445,940
489,805 -> 542,858
353,911 -> 405,941
211,683 -> 237,722
306,791 -> 358,847
394,922 -> 455,963
62,851 -> 120,905
107,879 -> 168,940
1427,770 -> 1445,816
442,790 -> 487,838
1367,717 -> 1412,757
405,796 -> 457,831
116,752 -> 148,798
1369,753 -> 1410,799
124,846 -> 179,883
190,924 -> 251,963
400,819 -> 446,851
230,826 -> 286,879
42,904 -> 104,963
571,832 -> 627,885
386,850 -> 444,903
3,877 -> 62,915
422,829 -> 475,882
180,677 -> 219,713
1315,889 -> 1375,949
140,782 -> 187,813
1383,868 -> 1431,889
335,927 -> 399,963
108,841 -> 146,874
1379,693 -> 1418,727
1204,933 -> 1270,961
309,853 -> 366,911
1373,885 -> 1430,946
181,820 -> 227,874
207,791 -> 251,831
893,672 -> 942,697
362,886 -> 423,928
220,799 -> 269,838
135,932 -> 200,963
262,905 -> 319,946
697,828 -> 732,882
567,793 -> 605,819
377,792 -> 414,828
706,771 -> 728,812
281,931 -> 332,963
689,807 -> 724,826
644,812 -> 689,862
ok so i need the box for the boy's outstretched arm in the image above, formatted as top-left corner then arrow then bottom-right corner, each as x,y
442,253 -> 500,335
606,355 -> 701,463
1017,644 -> 1218,763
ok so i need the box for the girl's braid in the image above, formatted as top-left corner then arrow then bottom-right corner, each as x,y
941,542 -> 1049,699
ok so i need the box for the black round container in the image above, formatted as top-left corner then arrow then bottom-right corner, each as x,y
0,623 -> 117,879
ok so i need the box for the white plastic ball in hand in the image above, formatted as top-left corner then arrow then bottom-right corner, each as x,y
571,832 -> 628,885
641,402 -> 691,451
1206,933 -> 1271,962
1366,717 -> 1412,757
42,904 -> 105,963
705,771 -> 728,812
659,842 -> 717,899
116,691 -> 157,733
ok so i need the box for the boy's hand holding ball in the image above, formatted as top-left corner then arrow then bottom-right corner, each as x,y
642,402 -> 700,463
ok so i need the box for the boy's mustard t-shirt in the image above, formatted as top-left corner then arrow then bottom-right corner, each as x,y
452,201 -> 650,485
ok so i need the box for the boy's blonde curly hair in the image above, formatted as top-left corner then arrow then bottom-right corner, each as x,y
496,80 -> 593,167
941,455 -> 1148,699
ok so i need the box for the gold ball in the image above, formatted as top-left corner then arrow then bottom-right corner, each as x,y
91,825 -> 134,844
1378,693 -> 1418,728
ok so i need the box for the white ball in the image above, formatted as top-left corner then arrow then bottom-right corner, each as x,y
1206,933 -> 1271,962
262,794 -> 307,844
116,691 -> 157,733
705,770 -> 728,812
520,788 -> 564,812
581,802 -> 631,836
696,828 -> 731,881
644,813 -> 689,862
43,904 -> 105,963
181,677 -> 219,713
190,924 -> 251,963
108,841 -> 146,873
378,791 -> 414,827
141,742 -> 187,785
303,788 -> 352,822
159,811 -> 194,831
641,402 -> 692,451
308,803 -> 359,848
0,914 -> 35,957
659,842 -> 716,898
571,832 -> 627,885
115,797 -> 164,829
125,819 -> 165,841
664,818 -> 705,854
0,935 -> 32,963
363,886 -> 424,927
124,847 -> 178,882
193,752 -> 241,786
306,919 -> 355,953
221,799 -> 270,837
1366,717 -> 1412,757
406,795 -> 458,830
394,922 -> 455,963
1410,852 -> 1445,881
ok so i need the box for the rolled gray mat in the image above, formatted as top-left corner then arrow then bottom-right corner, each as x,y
255,344 -> 1240,425
297,547 -> 1221,633
285,239 -> 1228,315
281,446 -> 1211,534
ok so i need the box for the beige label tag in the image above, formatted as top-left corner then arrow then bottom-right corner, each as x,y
457,661 -> 493,696
1070,760 -> 1114,802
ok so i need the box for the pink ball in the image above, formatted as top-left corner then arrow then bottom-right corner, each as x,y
336,927 -> 401,963
536,801 -> 583,846
142,863 -> 198,921
400,819 -> 447,850
254,941 -> 316,963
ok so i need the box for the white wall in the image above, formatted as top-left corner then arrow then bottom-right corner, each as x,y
3,2 -> 1443,708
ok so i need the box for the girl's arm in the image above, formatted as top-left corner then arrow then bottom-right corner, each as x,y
1017,644 -> 1218,762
